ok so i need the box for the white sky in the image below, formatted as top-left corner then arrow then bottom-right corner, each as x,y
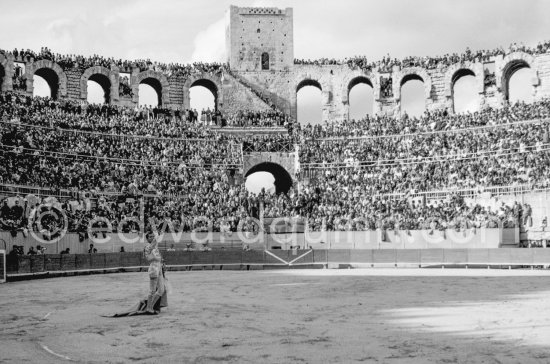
2,0 -> 547,188
2,0 -> 549,64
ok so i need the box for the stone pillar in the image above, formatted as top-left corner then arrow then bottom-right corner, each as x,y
24,61 -> 34,97
110,65 -> 120,104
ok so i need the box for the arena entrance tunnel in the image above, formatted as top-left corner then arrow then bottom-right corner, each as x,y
245,162 -> 293,195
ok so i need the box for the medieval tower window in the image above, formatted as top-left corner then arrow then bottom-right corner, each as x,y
261,52 -> 270,70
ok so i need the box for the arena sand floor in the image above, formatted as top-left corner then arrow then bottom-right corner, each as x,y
1,268 -> 550,364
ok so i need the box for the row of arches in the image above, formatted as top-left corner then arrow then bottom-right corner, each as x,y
296,56 -> 537,123
1,60 -> 222,111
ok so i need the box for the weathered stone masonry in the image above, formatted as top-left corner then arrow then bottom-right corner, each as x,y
227,6 -> 550,121
0,52 -> 272,116
1,5 -> 549,122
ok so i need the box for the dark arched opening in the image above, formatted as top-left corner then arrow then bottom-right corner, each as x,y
261,52 -> 270,70
190,79 -> 218,110
139,77 -> 162,106
0,65 -> 5,92
348,76 -> 373,93
452,69 -> 477,114
400,74 -> 424,87
297,79 -> 322,93
88,73 -> 111,104
34,68 -> 59,99
348,76 -> 374,119
503,60 -> 532,104
245,162 -> 293,195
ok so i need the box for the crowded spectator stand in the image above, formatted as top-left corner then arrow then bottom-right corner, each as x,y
1,41 -> 550,244
0,90 -> 547,240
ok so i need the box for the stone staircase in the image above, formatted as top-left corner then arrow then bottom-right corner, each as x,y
225,69 -> 290,117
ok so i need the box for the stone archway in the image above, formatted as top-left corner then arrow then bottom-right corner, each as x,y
342,74 -> 377,104
183,73 -> 223,111
134,70 -> 170,106
245,162 -> 293,194
25,60 -> 68,99
294,72 -> 333,121
499,52 -> 535,102
443,63 -> 484,113
443,63 -> 483,97
296,78 -> 323,93
80,66 -> 117,103
393,67 -> 432,101
342,74 -> 377,119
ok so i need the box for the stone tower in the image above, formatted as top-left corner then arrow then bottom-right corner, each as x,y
225,5 -> 294,72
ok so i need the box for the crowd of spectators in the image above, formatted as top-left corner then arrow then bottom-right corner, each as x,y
0,92 -> 295,137
294,40 -> 550,73
0,88 -> 548,236
298,99 -> 550,139
0,174 -> 261,238
119,76 -> 133,98
0,92 -> 224,138
1,47 -> 227,78
0,187 -> 527,238
225,108 -> 291,128
300,120 -> 550,163
295,100 -> 550,196
262,188 -> 526,232
4,39 -> 548,84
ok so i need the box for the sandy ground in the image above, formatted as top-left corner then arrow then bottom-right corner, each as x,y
1,269 -> 550,364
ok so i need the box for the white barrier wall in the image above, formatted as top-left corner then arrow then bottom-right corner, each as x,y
1,227 -> 518,254
300,228 -> 513,250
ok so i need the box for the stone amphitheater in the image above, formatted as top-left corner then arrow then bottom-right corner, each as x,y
1,6 -> 549,119
1,5 -> 550,253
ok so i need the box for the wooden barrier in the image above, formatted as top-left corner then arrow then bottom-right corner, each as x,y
420,249 -> 445,266
395,249 -> 421,267
6,248 -> 550,278
372,249 -> 396,265
443,249 -> 468,265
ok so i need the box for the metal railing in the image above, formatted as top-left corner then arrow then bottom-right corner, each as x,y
243,140 -> 295,153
